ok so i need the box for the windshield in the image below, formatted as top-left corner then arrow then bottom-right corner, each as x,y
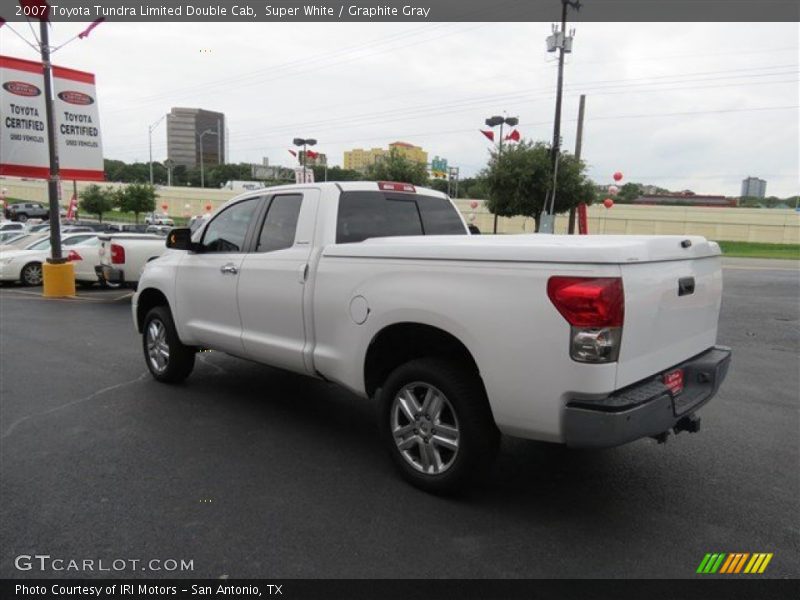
27,238 -> 51,251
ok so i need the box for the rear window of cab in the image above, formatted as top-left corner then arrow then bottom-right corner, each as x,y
336,191 -> 466,244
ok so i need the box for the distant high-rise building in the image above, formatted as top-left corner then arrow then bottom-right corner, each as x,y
741,176 -> 767,199
166,107 -> 225,168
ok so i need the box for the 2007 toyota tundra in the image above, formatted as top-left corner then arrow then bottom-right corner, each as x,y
132,181 -> 731,492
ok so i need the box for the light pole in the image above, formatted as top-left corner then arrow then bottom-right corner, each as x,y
292,137 -> 317,182
148,114 -> 166,185
541,0 -> 579,233
484,115 -> 519,233
198,128 -> 217,188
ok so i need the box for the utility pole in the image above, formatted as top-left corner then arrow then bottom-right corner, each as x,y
148,114 -> 166,185
568,94 -> 586,234
541,0 -> 579,233
40,21 -> 64,264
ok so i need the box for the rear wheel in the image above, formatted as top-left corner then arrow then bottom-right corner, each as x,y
377,358 -> 499,494
20,262 -> 43,286
17,214 -> 28,222
142,305 -> 195,383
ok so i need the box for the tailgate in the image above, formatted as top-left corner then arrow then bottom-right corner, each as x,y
97,238 -> 112,267
616,255 -> 723,388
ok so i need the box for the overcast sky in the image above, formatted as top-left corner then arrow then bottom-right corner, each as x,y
3,20 -> 798,196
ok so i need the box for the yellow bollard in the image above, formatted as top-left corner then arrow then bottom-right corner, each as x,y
42,261 -> 76,298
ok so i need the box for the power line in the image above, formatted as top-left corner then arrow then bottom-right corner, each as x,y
107,103 -> 799,160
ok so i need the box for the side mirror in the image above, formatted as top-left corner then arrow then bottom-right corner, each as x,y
468,224 -> 481,235
166,228 -> 195,250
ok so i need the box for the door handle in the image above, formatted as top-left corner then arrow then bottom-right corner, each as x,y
297,263 -> 309,283
220,263 -> 239,275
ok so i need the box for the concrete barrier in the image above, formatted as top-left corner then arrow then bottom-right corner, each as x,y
3,178 -> 797,243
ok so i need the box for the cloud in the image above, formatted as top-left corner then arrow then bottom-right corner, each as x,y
2,21 -> 797,195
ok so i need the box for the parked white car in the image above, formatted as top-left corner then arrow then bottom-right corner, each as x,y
133,182 -> 731,492
144,212 -> 175,226
0,233 -> 98,286
96,233 -> 168,288
0,221 -> 27,234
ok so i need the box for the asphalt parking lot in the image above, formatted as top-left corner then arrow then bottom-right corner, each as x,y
1,258 -> 798,579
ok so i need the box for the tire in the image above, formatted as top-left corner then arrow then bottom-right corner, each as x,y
20,262 -> 43,286
377,358 -> 499,494
17,213 -> 28,222
142,305 -> 195,383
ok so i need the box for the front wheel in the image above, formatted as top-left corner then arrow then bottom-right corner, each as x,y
377,358 -> 499,494
142,305 -> 195,383
20,262 -> 43,286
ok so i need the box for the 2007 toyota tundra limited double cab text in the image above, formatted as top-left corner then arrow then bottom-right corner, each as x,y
132,181 -> 731,493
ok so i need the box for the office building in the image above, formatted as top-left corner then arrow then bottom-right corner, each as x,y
741,177 -> 767,199
343,141 -> 427,172
166,107 -> 226,168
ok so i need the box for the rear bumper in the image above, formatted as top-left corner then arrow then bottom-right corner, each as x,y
95,264 -> 124,284
564,346 -> 731,448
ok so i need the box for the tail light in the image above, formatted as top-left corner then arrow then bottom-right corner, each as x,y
110,243 -> 125,265
547,276 -> 624,363
66,250 -> 82,261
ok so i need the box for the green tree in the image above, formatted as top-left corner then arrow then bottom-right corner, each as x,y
312,165 -> 363,182
117,183 -> 157,223
79,184 -> 115,222
365,147 -> 429,186
484,140 -> 596,230
206,163 -> 256,188
616,182 -> 643,203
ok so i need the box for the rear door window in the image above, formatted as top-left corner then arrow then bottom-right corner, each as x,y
256,194 -> 303,253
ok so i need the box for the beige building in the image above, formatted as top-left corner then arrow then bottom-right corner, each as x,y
343,141 -> 428,172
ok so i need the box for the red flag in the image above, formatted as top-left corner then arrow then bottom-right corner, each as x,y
288,149 -> 297,157
504,129 -> 521,142
18,0 -> 50,21
66,193 -> 78,220
306,150 -> 319,159
480,130 -> 494,142
78,17 -> 105,39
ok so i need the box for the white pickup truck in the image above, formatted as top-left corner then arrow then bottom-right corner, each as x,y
132,182 -> 731,492
96,233 -> 168,288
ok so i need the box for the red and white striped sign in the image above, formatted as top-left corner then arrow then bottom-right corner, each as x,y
0,55 -> 104,181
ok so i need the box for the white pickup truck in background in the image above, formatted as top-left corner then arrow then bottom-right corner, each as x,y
132,181 -> 731,493
96,233 -> 168,288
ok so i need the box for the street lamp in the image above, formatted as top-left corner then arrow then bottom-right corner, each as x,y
198,128 -> 218,188
484,115 -> 519,233
148,114 -> 167,186
293,137 -> 317,173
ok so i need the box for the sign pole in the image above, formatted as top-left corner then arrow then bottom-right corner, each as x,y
40,20 -> 64,263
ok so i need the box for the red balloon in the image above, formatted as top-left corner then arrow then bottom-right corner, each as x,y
161,203 -> 168,211
603,198 -> 614,208
469,200 -> 479,209
613,171 -> 623,182
205,203 -> 213,212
